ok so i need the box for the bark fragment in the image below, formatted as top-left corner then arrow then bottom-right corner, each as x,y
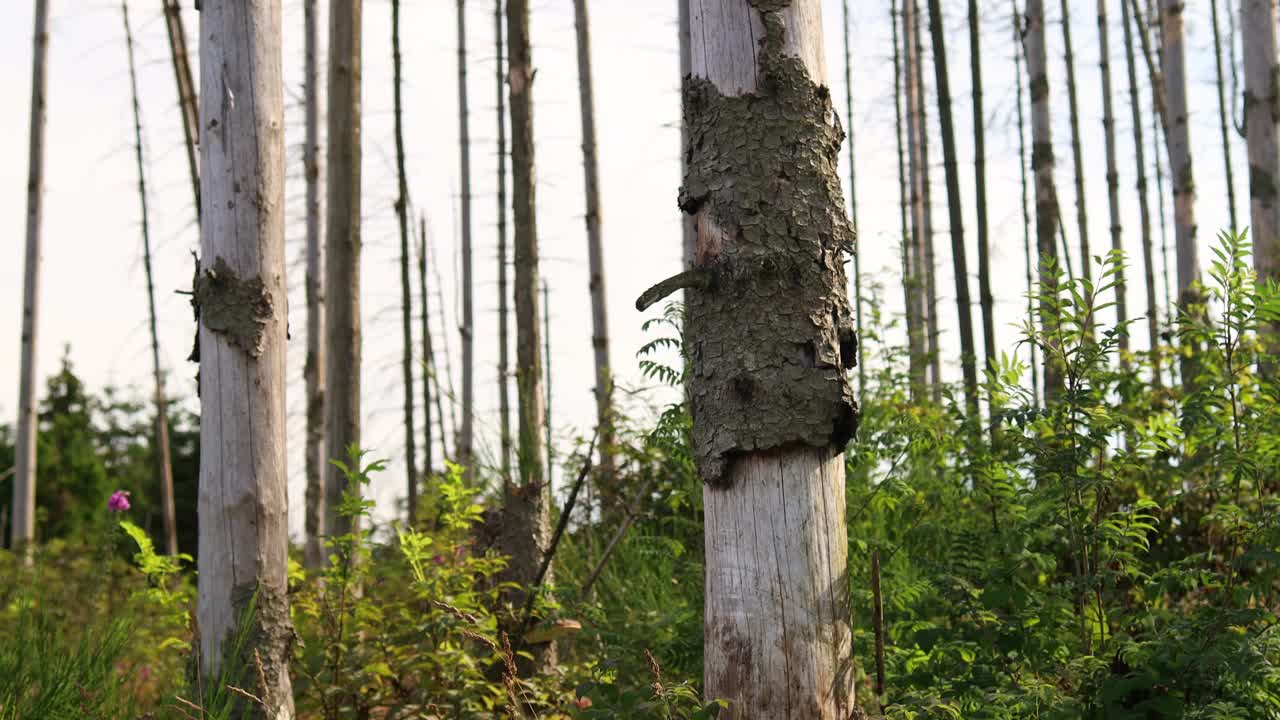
195,256 -> 273,358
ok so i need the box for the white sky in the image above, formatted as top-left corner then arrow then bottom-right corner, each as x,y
0,0 -> 1241,534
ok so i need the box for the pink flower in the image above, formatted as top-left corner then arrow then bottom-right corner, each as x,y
108,490 -> 131,512
574,696 -> 593,709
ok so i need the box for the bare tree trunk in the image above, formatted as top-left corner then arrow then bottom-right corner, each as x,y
1098,0 -> 1129,362
12,0 -> 51,558
418,217 -> 434,476
303,0 -> 326,570
679,1 -> 857,714
1121,0 -> 1160,383
392,0 -> 418,526
325,0 -> 362,538
925,0 -> 979,420
496,0 -> 512,482
1060,0 -> 1092,287
903,0 -> 929,399
457,0 -> 475,480
1212,0 -> 1240,230
893,0 -> 915,379
433,233 -> 459,452
503,0 -> 554,672
1024,0 -> 1064,399
124,0 -> 177,558
969,0 -> 996,391
194,1 -> 294,713
161,0 -> 200,223
1158,0 -> 1199,311
543,280 -> 553,486
1014,4 -> 1040,404
913,0 -> 942,398
841,0 -> 864,401
1243,0 -> 1280,294
572,0 -> 617,484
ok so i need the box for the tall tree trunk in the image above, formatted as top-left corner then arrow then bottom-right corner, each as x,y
572,0 -> 617,484
418,217 -> 434,476
1121,0 -> 1163,383
1060,0 -> 1093,287
543,280 -> 553,486
325,0 -> 362,538
503,0 -> 553,672
194,1 -> 294,712
1023,0 -> 1065,399
124,0 -> 178,558
1098,0 -> 1128,362
893,0 -> 915,381
457,0 -> 475,479
841,0 -> 865,401
12,0 -> 51,557
1014,5 -> 1041,404
903,0 -> 929,398
392,0 -> 418,526
433,231 -> 460,452
680,0 -> 695,271
925,0 -> 979,419
1243,0 -> 1280,297
496,0 -> 512,482
913,0 -> 942,398
969,0 -> 996,390
1159,0 -> 1199,312
1212,0 -> 1240,230
161,0 -> 200,223
303,0 -> 326,570
680,1 -> 857,714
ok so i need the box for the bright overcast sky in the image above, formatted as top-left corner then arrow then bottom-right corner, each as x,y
0,0 -> 1239,533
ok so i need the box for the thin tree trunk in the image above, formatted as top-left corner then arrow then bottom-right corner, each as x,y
1060,0 -> 1093,287
543,280 -> 553,487
925,0 -> 979,420
392,0 -> 418,527
1212,0 -> 1239,231
424,224 -> 451,465
303,0 -> 326,570
969,0 -> 996,391
1014,5 -> 1041,404
161,0 -> 200,223
124,0 -> 177,558
1098,0 -> 1129,363
682,1 -> 857,714
913,0 -> 941,398
418,216 -> 434,476
1122,0 -> 1164,383
325,0 -> 362,538
572,0 -> 617,483
680,0 -> 696,274
1243,0 -> 1280,297
433,233 -> 459,452
12,0 -> 51,558
194,1 -> 294,712
496,0 -> 512,482
503,0 -> 553,672
1024,0 -> 1065,399
1159,0 -> 1199,311
893,0 -> 916,380
903,0 -> 929,399
841,0 -> 865,401
457,0 -> 475,479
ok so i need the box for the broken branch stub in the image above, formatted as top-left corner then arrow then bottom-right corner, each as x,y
680,6 -> 859,486
194,256 -> 274,358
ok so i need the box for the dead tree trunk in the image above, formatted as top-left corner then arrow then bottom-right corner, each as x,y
893,0 -> 916,385
1024,0 -> 1065,399
925,0 -> 979,420
418,217 -> 434,476
543,280 -> 553,486
1243,0 -> 1280,292
1211,0 -> 1239,230
680,0 -> 695,271
903,0 -> 929,399
194,1 -> 294,713
841,0 -> 865,400
677,1 -> 858,714
1159,0 -> 1199,312
392,0 -> 418,526
1098,0 -> 1128,362
303,0 -> 326,570
325,0 -> 363,538
124,0 -> 177,558
969,0 -> 996,391
503,0 -> 554,672
161,0 -> 200,222
1121,0 -> 1162,383
572,0 -> 617,485
496,0 -> 512,482
1060,0 -> 1092,287
1014,4 -> 1041,404
457,0 -> 475,479
12,0 -> 51,557
913,0 -> 942,398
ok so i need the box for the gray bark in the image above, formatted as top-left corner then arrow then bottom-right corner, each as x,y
1014,4 -> 1041,403
1211,0 -> 1239,230
457,0 -> 475,479
970,0 -> 996,390
841,0 -> 864,400
1099,0 -> 1128,360
418,218 -> 434,477
1243,0 -> 1280,287
303,0 -> 326,570
392,0 -> 418,526
1159,0 -> 1199,309
496,0 -> 512,482
1060,0 -> 1093,287
162,0 -> 200,223
903,0 -> 929,398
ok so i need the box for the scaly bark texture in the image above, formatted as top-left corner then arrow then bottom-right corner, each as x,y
457,0 -> 475,479
1060,0 -> 1092,287
902,0 -> 929,398
392,0 -> 418,526
969,0 -> 996,389
496,0 -> 512,482
325,0 -> 362,538
303,0 -> 326,569
925,0 -> 979,420
195,1 -> 294,714
502,0 -> 554,672
124,0 -> 178,558
1098,0 -> 1128,361
162,0 -> 200,223
1243,0 -> 1280,290
1023,0 -> 1064,399
681,1 -> 857,715
572,0 -> 617,488
12,0 -> 51,557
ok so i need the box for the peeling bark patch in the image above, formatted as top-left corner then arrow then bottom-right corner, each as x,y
680,5 -> 858,486
195,256 -> 273,357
